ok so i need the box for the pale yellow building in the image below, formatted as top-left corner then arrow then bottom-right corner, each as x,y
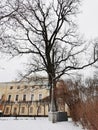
0,78 -> 70,117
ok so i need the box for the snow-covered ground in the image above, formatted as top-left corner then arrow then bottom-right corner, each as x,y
0,117 -> 84,130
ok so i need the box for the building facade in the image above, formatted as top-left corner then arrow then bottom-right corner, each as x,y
0,78 -> 69,117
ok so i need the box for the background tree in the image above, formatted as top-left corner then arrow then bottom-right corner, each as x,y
65,77 -> 98,130
93,40 -> 98,78
0,0 -> 98,109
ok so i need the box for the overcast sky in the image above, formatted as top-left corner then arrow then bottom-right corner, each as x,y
0,0 -> 98,82
78,0 -> 98,39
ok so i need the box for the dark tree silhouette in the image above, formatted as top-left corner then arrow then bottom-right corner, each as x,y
0,0 -> 98,109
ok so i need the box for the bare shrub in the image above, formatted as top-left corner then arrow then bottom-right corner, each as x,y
65,78 -> 98,130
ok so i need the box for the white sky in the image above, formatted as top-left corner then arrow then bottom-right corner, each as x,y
78,0 -> 98,40
0,0 -> 98,82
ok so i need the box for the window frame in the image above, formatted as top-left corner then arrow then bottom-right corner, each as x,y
5,107 -> 9,114
8,95 -> 11,101
31,94 -> 34,101
21,107 -> 25,113
23,94 -> 26,101
15,95 -> 19,101
39,94 -> 42,100
29,107 -> 33,113
10,86 -> 13,89
17,86 -> 20,89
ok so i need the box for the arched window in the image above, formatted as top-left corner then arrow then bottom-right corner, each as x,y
13,107 -> 17,115
5,107 -> 9,114
8,95 -> 11,101
38,106 -> 41,113
39,94 -> 42,101
21,107 -> 25,113
30,107 -> 33,113
31,94 -> 34,101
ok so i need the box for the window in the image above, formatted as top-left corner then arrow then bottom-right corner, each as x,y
10,86 -> 13,89
30,107 -> 33,113
17,86 -> 20,89
31,94 -> 34,101
23,94 -> 26,101
5,107 -> 9,114
31,86 -> 35,89
39,94 -> 42,100
8,95 -> 11,101
15,95 -> 19,101
13,107 -> 17,115
38,106 -> 41,113
21,107 -> 25,113
24,85 -> 28,89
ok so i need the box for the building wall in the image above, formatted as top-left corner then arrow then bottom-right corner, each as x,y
0,80 -> 70,116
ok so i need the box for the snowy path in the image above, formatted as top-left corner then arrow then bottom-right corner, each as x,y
0,117 -> 84,130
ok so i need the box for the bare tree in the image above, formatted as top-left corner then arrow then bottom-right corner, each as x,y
0,0 -> 98,108
93,40 -> 98,78
0,0 -> 19,44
